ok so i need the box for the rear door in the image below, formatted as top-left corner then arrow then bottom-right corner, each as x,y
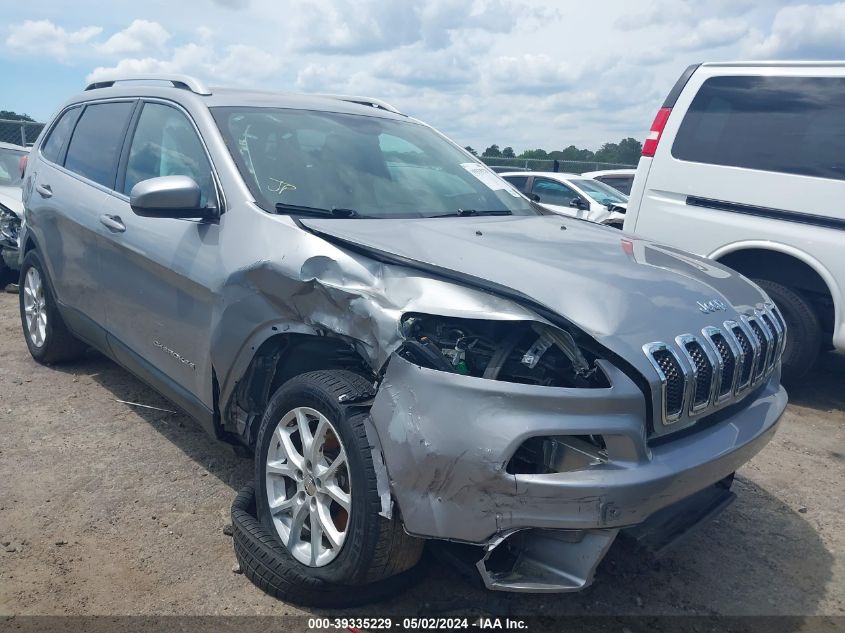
28,100 -> 136,333
98,99 -> 222,408
632,68 -> 845,261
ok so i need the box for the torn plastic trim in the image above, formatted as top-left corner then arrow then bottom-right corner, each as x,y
476,528 -> 619,593
298,225 -> 654,423
361,412 -> 393,520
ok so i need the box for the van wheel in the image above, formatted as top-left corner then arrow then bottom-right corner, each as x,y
753,279 -> 820,383
252,370 -> 423,605
18,250 -> 87,364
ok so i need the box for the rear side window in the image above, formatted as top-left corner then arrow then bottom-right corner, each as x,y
672,76 -> 845,181
64,102 -> 135,188
41,107 -> 80,164
503,175 -> 528,192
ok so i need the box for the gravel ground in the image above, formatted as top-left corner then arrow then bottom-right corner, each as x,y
0,290 -> 843,620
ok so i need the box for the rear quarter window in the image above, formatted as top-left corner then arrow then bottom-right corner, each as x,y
41,107 -> 80,164
671,75 -> 845,181
64,101 -> 135,188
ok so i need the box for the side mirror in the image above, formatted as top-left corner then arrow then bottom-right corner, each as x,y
129,175 -> 217,220
530,193 -> 541,202
569,198 -> 587,210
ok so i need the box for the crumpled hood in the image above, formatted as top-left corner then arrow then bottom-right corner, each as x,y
301,215 -> 768,373
0,185 -> 23,217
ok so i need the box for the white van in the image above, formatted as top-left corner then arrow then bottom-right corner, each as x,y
625,62 -> 845,381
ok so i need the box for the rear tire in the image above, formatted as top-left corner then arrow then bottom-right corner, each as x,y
251,369 -> 423,606
753,278 -> 820,383
18,250 -> 87,364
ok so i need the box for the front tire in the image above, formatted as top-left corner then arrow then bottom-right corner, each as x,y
753,278 -> 821,383
18,250 -> 87,364
252,370 -> 422,605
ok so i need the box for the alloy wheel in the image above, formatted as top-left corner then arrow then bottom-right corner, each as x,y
22,267 -> 47,348
265,406 -> 351,567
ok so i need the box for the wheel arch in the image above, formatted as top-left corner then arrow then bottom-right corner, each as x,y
710,240 -> 839,339
218,327 -> 374,448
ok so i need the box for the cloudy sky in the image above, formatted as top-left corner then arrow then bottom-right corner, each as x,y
3,0 -> 845,152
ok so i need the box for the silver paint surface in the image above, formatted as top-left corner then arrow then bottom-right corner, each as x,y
23,83 -> 788,591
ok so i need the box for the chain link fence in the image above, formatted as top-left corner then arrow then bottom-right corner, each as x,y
479,156 -> 635,174
0,119 -> 45,147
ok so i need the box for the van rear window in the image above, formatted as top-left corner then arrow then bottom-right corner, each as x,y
672,76 -> 845,181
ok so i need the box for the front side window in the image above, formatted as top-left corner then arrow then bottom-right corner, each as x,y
41,106 -> 80,164
211,107 -> 538,218
531,178 -> 579,206
64,102 -> 135,188
672,75 -> 845,181
123,102 -> 215,206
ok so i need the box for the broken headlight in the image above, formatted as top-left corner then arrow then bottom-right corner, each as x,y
0,205 -> 21,246
397,314 -> 609,388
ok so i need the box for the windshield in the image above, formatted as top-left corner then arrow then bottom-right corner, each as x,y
571,178 -> 628,205
211,107 -> 539,218
0,148 -> 26,187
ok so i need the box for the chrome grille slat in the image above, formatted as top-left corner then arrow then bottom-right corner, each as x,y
745,315 -> 771,382
676,334 -> 718,413
644,308 -> 785,431
703,325 -> 738,404
759,312 -> 779,372
643,342 -> 685,425
729,322 -> 756,391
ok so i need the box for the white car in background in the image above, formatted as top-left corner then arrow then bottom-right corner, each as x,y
501,171 -> 628,227
0,141 -> 29,277
581,168 -> 636,195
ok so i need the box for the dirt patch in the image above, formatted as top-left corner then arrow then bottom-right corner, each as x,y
0,292 -> 843,618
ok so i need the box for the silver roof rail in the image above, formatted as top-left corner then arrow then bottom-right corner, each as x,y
84,73 -> 212,96
316,94 -> 403,115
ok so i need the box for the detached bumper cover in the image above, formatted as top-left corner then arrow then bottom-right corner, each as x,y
370,354 -> 786,544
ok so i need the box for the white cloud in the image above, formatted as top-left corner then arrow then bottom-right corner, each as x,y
485,53 -> 613,96
675,17 -> 749,51
749,2 -> 845,58
5,19 -> 102,60
95,19 -> 170,56
286,0 -> 540,54
86,42 -> 282,86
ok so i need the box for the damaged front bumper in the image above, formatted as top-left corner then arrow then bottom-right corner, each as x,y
369,354 -> 787,592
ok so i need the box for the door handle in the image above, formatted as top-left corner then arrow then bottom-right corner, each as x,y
36,183 -> 52,198
99,214 -> 126,233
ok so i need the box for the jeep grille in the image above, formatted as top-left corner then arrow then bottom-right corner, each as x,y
643,304 -> 785,428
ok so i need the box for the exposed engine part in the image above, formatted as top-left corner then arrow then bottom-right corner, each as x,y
397,315 -> 609,388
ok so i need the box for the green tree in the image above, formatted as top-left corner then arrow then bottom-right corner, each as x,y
464,146 -> 478,156
518,148 -> 548,159
0,110 -> 35,122
482,144 -> 502,157
502,146 -> 515,158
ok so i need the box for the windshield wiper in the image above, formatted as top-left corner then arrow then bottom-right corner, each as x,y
274,202 -> 362,218
428,209 -> 513,218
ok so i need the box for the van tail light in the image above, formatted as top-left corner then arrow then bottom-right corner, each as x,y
19,155 -> 28,178
642,107 -> 671,157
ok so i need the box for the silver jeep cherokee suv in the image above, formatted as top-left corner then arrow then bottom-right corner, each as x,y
20,74 -> 787,602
